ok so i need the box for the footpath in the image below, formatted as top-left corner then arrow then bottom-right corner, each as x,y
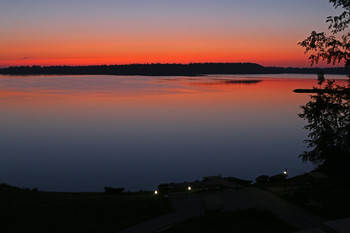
121,187 -> 348,233
119,186 -> 350,233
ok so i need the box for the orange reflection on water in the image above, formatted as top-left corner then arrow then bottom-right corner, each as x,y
0,76 -> 319,110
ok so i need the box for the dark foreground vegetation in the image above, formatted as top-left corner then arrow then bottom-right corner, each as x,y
0,184 -> 171,233
0,62 -> 348,76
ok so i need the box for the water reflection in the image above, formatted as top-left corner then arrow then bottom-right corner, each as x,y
0,74 -> 322,191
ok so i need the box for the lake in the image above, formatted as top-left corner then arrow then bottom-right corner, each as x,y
0,74 -> 347,192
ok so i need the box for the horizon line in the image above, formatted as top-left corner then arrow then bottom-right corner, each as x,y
0,62 -> 346,69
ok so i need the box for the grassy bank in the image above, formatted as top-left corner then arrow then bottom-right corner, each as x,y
0,184 -> 171,233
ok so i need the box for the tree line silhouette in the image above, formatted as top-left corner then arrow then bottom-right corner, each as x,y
0,62 -> 348,76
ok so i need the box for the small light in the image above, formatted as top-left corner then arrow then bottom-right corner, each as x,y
283,169 -> 288,175
188,186 -> 191,191
154,190 -> 158,195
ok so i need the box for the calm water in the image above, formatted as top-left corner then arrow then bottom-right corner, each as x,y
0,74 -> 347,192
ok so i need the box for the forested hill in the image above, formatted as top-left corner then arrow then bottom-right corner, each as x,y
0,63 -> 265,75
0,63 -> 348,76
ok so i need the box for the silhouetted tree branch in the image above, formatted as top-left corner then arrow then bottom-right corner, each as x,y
327,0 -> 350,33
299,0 -> 350,67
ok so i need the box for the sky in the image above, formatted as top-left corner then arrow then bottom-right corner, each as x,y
0,0 -> 343,68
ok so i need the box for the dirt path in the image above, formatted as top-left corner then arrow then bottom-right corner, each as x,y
221,188 -> 326,229
119,188 -> 326,233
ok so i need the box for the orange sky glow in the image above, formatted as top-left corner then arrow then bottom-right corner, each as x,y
0,37 -> 310,67
0,0 -> 343,68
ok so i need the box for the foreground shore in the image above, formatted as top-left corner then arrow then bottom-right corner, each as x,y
1,172 -> 350,233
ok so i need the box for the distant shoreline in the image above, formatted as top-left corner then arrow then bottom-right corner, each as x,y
0,62 -> 349,76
